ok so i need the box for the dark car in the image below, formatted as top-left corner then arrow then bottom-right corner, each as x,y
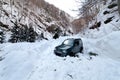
54,38 -> 83,57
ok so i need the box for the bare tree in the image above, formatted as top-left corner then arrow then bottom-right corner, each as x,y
78,0 -> 108,26
78,0 -> 100,26
10,0 -> 12,16
0,0 -> 3,21
118,0 -> 120,16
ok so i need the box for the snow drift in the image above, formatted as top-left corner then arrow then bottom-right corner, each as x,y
0,31 -> 120,80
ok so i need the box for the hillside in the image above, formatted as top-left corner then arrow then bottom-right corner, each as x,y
72,0 -> 120,38
0,0 -> 73,42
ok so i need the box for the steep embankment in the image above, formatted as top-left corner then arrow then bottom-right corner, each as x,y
72,0 -> 120,38
95,31 -> 120,61
83,0 -> 120,38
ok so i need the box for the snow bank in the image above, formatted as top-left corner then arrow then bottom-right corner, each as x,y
0,34 -> 120,80
79,0 -> 120,38
96,31 -> 120,61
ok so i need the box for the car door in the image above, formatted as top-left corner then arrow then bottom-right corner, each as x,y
73,40 -> 80,53
78,39 -> 83,48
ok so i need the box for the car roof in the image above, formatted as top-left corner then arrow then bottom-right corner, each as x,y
66,38 -> 82,40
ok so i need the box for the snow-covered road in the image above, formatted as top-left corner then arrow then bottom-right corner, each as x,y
0,31 -> 120,80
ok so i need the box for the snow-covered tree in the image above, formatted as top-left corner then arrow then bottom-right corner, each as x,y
21,25 -> 29,42
9,21 -> 38,43
9,21 -> 21,43
27,26 -> 37,42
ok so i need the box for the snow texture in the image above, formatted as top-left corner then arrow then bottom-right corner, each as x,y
0,31 -> 120,80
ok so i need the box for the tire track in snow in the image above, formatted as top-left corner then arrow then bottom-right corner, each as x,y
26,40 -> 56,80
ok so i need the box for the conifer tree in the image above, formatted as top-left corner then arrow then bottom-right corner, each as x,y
9,21 -> 21,43
21,25 -> 29,42
27,26 -> 36,42
9,21 -> 38,43
0,30 -> 5,43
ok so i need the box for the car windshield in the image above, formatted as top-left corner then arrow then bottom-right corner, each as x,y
62,39 -> 74,46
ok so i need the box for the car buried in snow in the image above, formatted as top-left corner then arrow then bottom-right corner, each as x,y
54,38 -> 83,57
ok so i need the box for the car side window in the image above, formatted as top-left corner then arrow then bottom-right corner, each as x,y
79,39 -> 82,45
75,40 -> 79,46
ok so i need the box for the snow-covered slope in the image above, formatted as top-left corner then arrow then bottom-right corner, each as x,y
95,31 -> 120,61
89,2 -> 119,38
73,0 -> 120,37
0,31 -> 120,80
0,0 -> 73,41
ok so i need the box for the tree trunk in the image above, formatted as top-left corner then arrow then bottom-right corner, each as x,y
0,0 -> 3,21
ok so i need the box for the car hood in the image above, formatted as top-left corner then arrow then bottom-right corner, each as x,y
56,45 -> 72,50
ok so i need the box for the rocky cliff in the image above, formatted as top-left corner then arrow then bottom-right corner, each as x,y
0,0 -> 73,42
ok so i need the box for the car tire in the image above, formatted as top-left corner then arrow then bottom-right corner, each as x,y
63,54 -> 67,57
80,47 -> 83,53
69,52 -> 75,57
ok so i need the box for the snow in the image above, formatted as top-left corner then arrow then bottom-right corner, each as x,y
45,0 -> 80,17
0,31 -> 120,80
95,31 -> 120,61
79,0 -> 120,38
0,0 -> 120,80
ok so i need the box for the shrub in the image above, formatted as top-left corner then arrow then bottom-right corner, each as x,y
89,52 -> 98,56
89,22 -> 101,29
108,3 -> 117,9
47,24 -> 57,33
46,18 -> 52,23
104,16 -> 114,24
103,11 -> 110,15
53,33 -> 59,39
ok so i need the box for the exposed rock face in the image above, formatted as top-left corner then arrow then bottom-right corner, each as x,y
16,0 -> 71,27
0,0 -> 73,40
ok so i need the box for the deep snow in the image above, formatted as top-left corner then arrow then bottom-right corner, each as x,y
0,31 -> 120,80
0,0 -> 120,80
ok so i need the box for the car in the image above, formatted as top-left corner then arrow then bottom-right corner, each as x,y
54,38 -> 83,57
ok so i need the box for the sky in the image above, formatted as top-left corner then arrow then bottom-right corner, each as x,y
45,0 -> 80,17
